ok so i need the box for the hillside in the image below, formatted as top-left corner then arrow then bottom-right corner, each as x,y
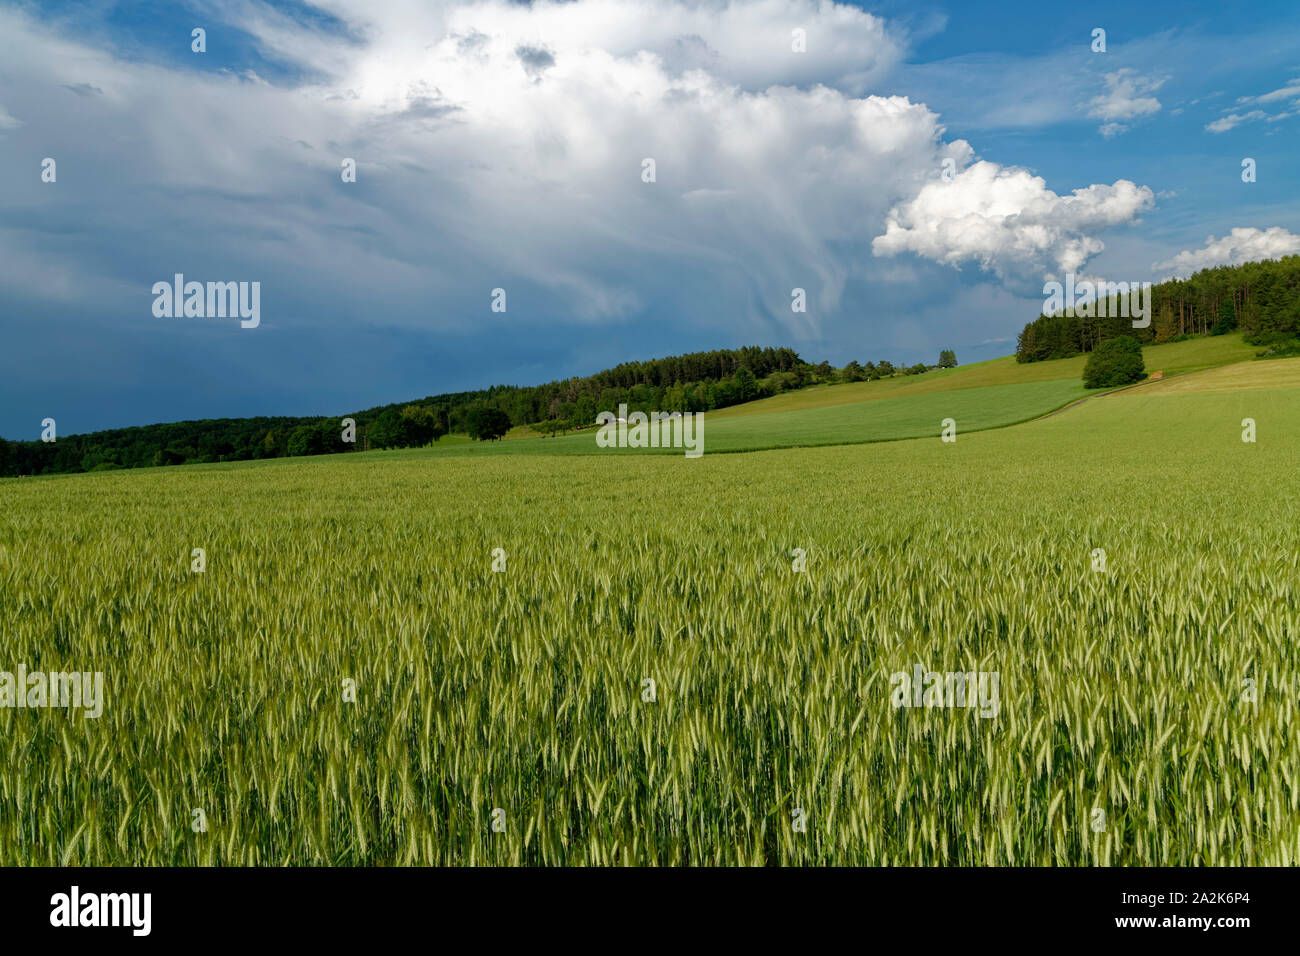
1016,254 -> 1300,362
706,333 -> 1256,420
409,332 -> 1260,456
0,331 -> 1269,476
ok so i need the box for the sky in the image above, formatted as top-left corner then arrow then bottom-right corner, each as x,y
1,0 -> 1298,437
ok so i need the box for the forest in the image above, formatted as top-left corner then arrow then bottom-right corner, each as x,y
1015,255 -> 1300,362
0,346 -> 945,476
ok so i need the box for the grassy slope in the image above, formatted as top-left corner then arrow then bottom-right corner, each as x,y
410,379 -> 1085,457
433,333 -> 1257,456
708,332 -> 1257,419
4,334 -> 1260,478
1117,355 -> 1300,395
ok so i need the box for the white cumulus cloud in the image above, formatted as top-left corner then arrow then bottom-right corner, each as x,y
1152,227 -> 1300,277
871,160 -> 1154,280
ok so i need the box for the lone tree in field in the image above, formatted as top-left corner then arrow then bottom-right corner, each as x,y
1083,336 -> 1145,389
938,349 -> 958,368
466,406 -> 512,441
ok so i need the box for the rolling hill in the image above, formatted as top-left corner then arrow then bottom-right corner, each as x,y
413,332 -> 1262,457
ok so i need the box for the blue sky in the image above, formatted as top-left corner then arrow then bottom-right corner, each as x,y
1,0 -> 1298,437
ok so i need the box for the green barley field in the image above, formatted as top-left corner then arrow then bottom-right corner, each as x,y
438,379 -> 1089,456
2,351 -> 1298,865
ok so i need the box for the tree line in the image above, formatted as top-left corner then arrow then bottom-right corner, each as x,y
0,346 -> 956,476
1016,255 -> 1300,362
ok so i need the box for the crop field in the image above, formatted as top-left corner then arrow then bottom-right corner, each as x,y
2,358 -> 1298,866
453,334 -> 1255,457
1121,356 -> 1300,396
706,332 -> 1259,417
442,379 -> 1089,456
